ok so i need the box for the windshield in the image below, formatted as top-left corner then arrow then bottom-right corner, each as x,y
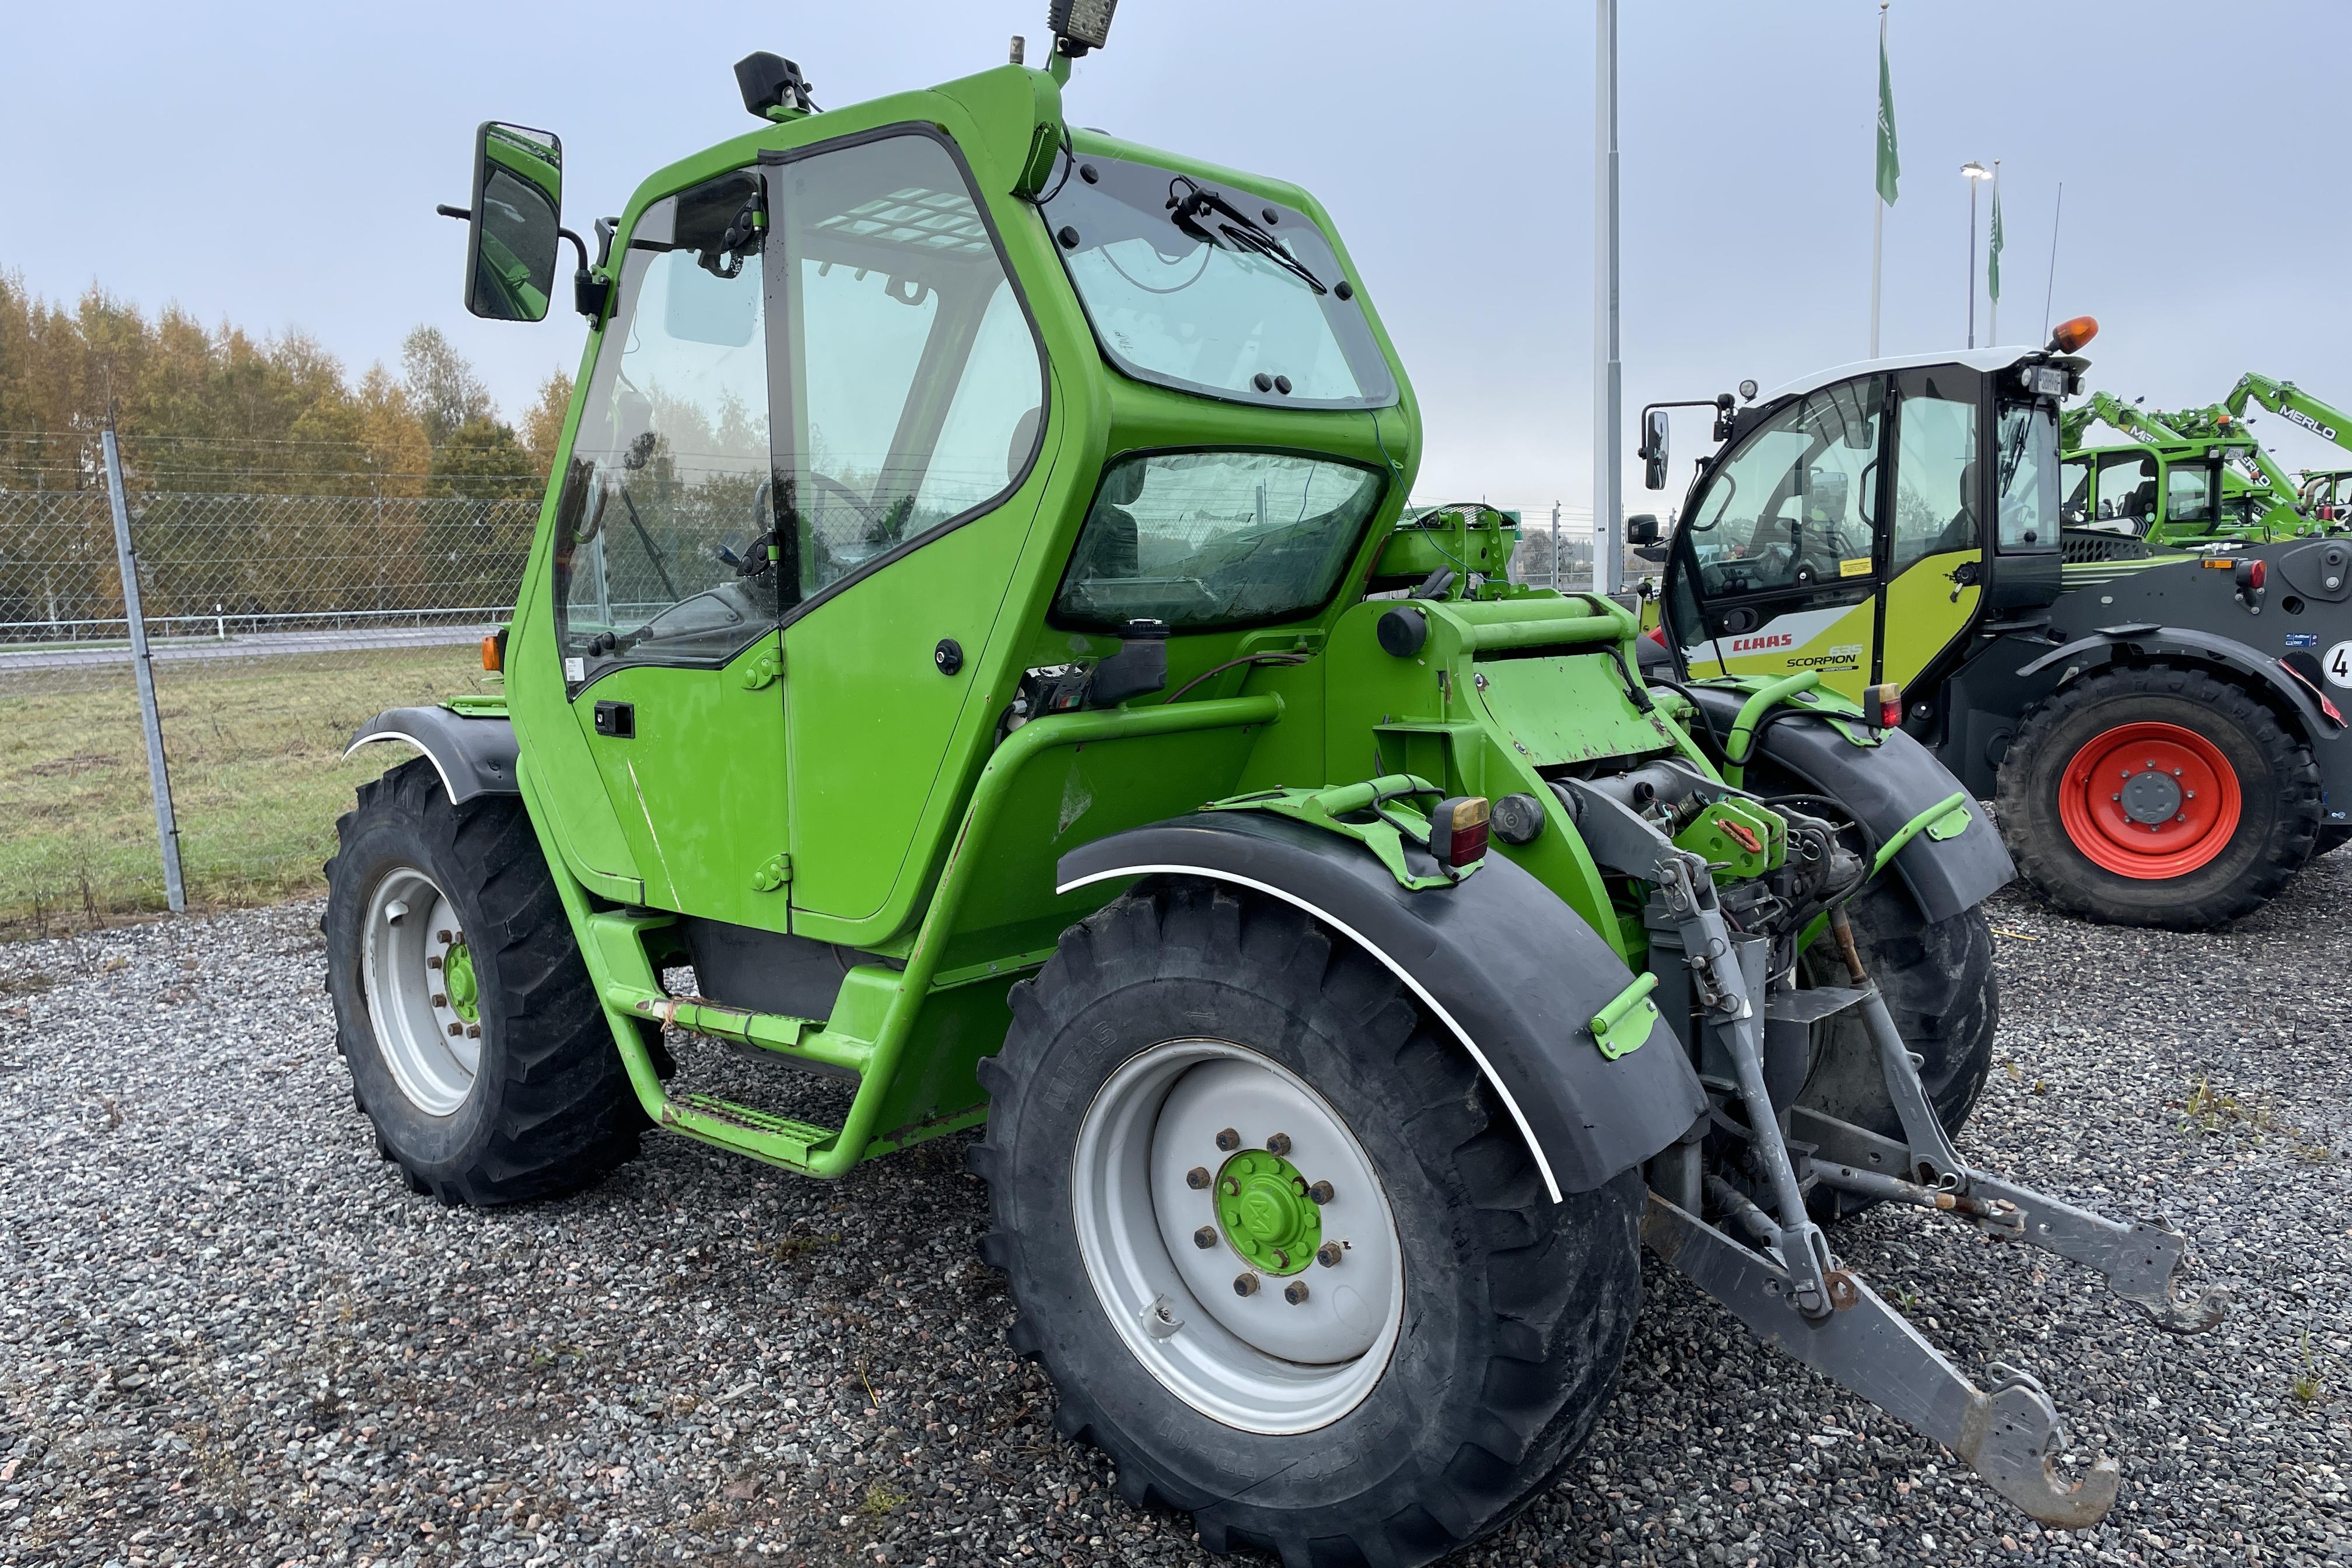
1051,450 -> 1385,631
1041,152 -> 1396,410
1995,401 -> 2060,551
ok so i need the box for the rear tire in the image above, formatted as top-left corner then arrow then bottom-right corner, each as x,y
1996,663 -> 2319,928
1798,877 -> 1997,1221
972,882 -> 1643,1567
323,758 -> 640,1206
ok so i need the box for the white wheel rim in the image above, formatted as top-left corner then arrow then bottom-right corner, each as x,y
360,867 -> 481,1117
1070,1039 -> 1405,1434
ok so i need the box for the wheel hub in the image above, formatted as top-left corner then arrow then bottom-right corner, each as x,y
1216,1149 -> 1321,1275
2117,766 -> 2183,825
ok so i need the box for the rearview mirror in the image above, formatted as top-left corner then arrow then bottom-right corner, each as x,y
464,123 -> 564,323
1640,408 -> 1671,490
1625,514 -> 1660,547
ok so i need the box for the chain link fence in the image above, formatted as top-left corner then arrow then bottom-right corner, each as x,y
0,438 -> 527,939
0,440 -> 1653,942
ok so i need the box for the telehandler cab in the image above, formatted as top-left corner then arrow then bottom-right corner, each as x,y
1653,325 -> 2352,927
328,16 -> 2222,1562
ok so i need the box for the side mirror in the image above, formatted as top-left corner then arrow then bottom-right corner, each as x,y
1625,514 -> 1660,547
1639,408 -> 1671,491
464,123 -> 564,323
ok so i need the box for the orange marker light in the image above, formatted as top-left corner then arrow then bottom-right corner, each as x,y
481,634 -> 503,673
2050,315 -> 2099,354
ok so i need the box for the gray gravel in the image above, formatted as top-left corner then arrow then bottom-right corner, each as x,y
1,863 -> 2347,1568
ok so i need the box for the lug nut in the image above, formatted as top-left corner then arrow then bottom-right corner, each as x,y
1308,1180 -> 1335,1205
438,929 -> 453,944
1317,1241 -> 1343,1268
431,993 -> 447,1007
1233,1273 -> 1258,1297
426,954 -> 443,971
1214,1128 -> 1240,1152
1265,1132 -> 1292,1157
466,1024 -> 481,1039
1283,1280 -> 1310,1306
1270,1247 -> 1290,1269
1220,1177 -> 1240,1196
447,1022 -> 463,1037
1193,1226 -> 1217,1250
1185,1166 -> 1210,1190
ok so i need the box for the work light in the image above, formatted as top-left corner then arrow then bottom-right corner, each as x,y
1049,0 -> 1118,54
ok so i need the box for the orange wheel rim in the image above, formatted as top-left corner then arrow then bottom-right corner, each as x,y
2057,722 -> 2241,879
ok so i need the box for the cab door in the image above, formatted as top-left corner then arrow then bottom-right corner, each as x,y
1668,374 -> 1888,700
550,170 -> 794,931
1874,366 -> 1986,685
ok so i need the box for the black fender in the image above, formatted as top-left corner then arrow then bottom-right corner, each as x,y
345,705 -> 520,803
1056,811 -> 1708,1203
2016,624 -> 2342,738
1687,688 -> 2014,925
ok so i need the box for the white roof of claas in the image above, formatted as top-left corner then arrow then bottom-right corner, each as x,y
1762,345 -> 2048,402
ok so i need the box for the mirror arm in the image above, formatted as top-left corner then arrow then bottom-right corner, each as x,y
558,228 -> 611,322
435,203 -> 471,222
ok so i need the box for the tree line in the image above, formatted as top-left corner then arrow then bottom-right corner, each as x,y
0,272 -> 572,499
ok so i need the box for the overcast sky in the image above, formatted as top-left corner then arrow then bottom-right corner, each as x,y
8,1 -> 2350,514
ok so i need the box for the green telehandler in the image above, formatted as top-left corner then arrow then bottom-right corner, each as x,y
2059,391 -> 2306,544
327,18 -> 2222,1562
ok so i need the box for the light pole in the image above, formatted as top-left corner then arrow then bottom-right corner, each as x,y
1961,161 -> 1992,348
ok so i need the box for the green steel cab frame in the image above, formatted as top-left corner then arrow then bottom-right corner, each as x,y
327,24 -> 2228,1558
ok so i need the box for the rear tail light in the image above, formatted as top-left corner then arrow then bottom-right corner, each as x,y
1644,625 -> 1667,646
1428,796 -> 1490,870
2234,558 -> 2267,591
1862,681 -> 1902,729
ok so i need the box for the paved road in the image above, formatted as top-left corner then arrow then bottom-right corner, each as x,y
0,623 -> 498,672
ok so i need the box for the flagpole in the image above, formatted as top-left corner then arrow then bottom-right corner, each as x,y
1987,160 -> 2001,345
1594,0 -> 1623,596
1869,0 -> 1888,358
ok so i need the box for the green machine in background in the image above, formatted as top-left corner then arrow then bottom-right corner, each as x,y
327,15 -> 2218,1562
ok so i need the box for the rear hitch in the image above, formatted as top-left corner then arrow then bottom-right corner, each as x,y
1643,1194 -> 2122,1529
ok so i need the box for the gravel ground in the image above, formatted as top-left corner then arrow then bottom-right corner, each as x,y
0,863 -> 2347,1568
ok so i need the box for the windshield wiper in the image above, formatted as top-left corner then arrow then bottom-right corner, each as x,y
1165,177 -> 1327,297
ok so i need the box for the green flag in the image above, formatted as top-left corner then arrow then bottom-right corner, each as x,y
1875,31 -> 1900,205
1987,181 -> 2004,302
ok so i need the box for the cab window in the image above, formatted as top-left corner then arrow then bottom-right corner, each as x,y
1682,377 -> 1882,597
2095,453 -> 2155,530
771,132 -> 1046,604
553,173 -> 774,673
1888,371 -> 1978,576
1995,402 -> 2060,550
2166,463 -> 2214,524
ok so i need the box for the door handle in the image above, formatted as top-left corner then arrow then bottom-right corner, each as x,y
593,700 -> 635,738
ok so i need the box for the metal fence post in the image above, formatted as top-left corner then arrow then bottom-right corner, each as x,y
102,425 -> 187,914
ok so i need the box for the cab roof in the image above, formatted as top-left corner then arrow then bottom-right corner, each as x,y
1762,345 -> 2043,402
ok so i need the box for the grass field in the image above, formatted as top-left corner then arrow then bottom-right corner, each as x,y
0,647 -> 497,940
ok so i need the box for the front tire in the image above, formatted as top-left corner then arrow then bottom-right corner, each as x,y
972,883 -> 1643,1567
1996,663 -> 2319,927
323,759 -> 640,1206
